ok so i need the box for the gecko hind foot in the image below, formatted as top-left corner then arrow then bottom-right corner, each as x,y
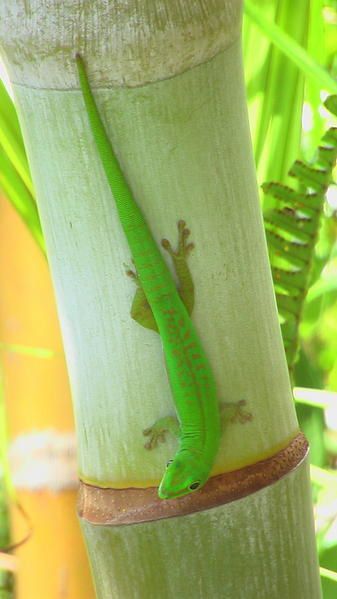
125,262 -> 159,331
124,262 -> 141,287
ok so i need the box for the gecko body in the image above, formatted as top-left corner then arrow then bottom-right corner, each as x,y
76,54 -> 221,499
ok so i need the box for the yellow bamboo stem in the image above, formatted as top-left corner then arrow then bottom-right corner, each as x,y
0,196 -> 94,599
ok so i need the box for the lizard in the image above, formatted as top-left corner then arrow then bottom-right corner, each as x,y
76,54 -> 251,500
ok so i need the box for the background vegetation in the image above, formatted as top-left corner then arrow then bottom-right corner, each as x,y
0,0 -> 337,596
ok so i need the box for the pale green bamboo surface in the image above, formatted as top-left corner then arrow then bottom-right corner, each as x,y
82,461 -> 320,598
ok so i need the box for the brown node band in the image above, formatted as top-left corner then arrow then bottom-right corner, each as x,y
78,432 -> 308,527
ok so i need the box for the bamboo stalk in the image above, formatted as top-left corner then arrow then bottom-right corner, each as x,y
0,196 -> 95,597
0,1 -> 321,597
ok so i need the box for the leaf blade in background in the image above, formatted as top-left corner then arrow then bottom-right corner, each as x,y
0,68 -> 45,255
244,0 -> 337,93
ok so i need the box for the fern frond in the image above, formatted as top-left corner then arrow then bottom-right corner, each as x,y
263,95 -> 337,372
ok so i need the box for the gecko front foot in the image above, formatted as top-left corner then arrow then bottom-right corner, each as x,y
143,416 -> 180,450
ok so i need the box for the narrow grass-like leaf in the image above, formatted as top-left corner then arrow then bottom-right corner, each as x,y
0,79 -> 33,195
0,343 -> 56,359
0,77 -> 45,254
243,0 -> 308,186
293,386 -> 333,409
244,0 -> 337,93
0,148 -> 45,254
320,567 -> 337,584
310,465 -> 337,487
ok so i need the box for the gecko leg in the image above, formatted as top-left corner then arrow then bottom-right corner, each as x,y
143,401 -> 252,450
161,219 -> 195,316
219,399 -> 253,432
143,416 -> 180,450
127,220 -> 195,332
126,267 -> 159,332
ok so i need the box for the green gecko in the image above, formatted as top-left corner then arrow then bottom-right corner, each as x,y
76,54 -> 251,500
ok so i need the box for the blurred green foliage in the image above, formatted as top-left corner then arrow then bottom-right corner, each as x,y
244,1 -> 337,594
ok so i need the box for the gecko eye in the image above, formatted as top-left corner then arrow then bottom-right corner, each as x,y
189,481 -> 200,491
166,459 -> 174,468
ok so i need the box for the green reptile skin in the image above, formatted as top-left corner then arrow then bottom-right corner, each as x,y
76,54 -> 221,499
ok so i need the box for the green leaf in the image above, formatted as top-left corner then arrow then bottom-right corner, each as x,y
0,76 -> 45,255
244,0 -> 337,93
0,343 -> 56,359
320,566 -> 337,583
0,79 -> 33,195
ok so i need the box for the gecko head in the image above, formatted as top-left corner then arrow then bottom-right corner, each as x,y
158,453 -> 209,500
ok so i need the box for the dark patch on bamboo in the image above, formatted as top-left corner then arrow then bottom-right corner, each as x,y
78,432 -> 308,526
